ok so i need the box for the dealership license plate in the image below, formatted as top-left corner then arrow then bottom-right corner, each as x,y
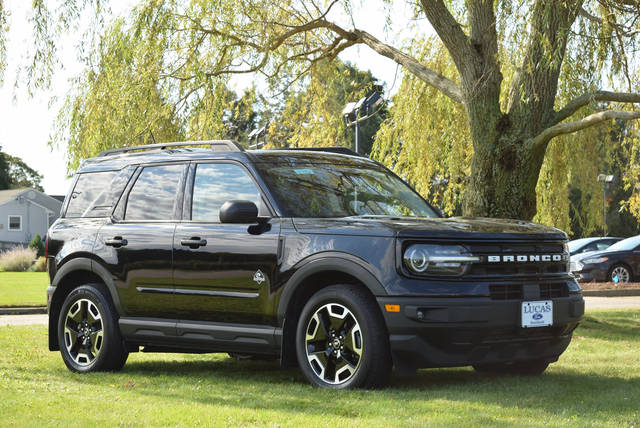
521,300 -> 553,328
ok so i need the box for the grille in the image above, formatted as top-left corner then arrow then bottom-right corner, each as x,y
489,282 -> 569,300
489,284 -> 523,300
540,283 -> 568,299
467,242 -> 568,278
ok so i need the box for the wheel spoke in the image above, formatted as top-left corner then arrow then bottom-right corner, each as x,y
90,330 -> 103,356
87,302 -> 102,326
338,313 -> 356,336
67,302 -> 83,323
80,300 -> 88,322
317,309 -> 332,336
323,357 -> 336,383
306,340 -> 327,355
340,348 -> 359,367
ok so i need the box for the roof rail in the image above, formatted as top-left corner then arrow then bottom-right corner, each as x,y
97,140 -> 244,157
284,147 -> 362,157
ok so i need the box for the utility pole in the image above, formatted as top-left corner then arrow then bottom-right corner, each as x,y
597,174 -> 615,236
342,90 -> 384,155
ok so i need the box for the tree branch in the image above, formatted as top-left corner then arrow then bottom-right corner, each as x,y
508,0 -> 582,131
552,90 -> 640,125
533,109 -> 640,148
418,0 -> 473,82
353,29 -> 463,103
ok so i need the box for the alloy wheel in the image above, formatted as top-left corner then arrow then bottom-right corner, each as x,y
63,298 -> 104,366
304,303 -> 363,385
611,266 -> 630,283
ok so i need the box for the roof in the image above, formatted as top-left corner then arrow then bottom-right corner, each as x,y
0,188 -> 30,205
77,146 -> 377,173
0,188 -> 63,212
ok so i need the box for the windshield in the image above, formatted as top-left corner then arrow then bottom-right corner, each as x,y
255,160 -> 437,218
567,238 -> 595,253
606,235 -> 640,252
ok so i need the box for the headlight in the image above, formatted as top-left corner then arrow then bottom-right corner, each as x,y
581,256 -> 608,265
403,244 -> 479,276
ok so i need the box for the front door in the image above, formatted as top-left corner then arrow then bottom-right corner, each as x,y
172,162 -> 280,324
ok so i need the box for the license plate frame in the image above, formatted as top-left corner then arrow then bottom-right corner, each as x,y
521,300 -> 553,328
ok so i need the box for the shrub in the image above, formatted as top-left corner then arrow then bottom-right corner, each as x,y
31,256 -> 47,272
29,234 -> 45,258
0,247 -> 36,272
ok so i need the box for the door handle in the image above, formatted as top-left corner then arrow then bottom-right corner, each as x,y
105,236 -> 128,247
180,237 -> 207,248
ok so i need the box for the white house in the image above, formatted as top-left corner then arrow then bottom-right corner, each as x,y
0,188 -> 63,250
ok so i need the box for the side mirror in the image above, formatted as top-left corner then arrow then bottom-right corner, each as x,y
219,200 -> 259,224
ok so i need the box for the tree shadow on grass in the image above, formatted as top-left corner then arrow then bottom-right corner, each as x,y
61,355 -> 637,423
577,312 -> 640,341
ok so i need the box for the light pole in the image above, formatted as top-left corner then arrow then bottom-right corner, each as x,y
597,174 -> 614,236
342,91 -> 384,155
248,124 -> 268,149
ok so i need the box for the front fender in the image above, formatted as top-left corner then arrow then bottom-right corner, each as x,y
276,253 -> 388,324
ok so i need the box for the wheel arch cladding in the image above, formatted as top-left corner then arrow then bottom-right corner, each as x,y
278,258 -> 388,368
48,257 -> 119,351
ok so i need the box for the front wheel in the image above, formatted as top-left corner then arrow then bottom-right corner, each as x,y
295,284 -> 391,389
57,284 -> 128,372
610,265 -> 631,283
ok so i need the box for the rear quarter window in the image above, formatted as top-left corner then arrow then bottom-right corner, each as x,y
65,170 -> 128,218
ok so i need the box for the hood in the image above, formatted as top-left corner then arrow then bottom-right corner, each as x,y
292,216 -> 567,240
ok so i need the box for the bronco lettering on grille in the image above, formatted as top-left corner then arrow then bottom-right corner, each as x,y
487,254 -> 566,263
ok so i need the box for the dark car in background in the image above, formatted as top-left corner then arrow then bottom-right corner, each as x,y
567,237 -> 622,256
570,235 -> 640,283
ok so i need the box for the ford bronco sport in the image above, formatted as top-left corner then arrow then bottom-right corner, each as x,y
46,140 -> 584,388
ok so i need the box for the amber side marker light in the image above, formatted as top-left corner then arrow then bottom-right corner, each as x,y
385,304 -> 400,313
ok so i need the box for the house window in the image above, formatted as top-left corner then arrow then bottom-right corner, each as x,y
8,215 -> 22,231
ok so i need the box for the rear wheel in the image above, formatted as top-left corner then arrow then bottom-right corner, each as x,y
295,284 -> 391,389
473,359 -> 549,376
57,284 -> 128,372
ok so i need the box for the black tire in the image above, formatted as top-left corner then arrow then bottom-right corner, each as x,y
295,284 -> 392,389
473,359 -> 549,376
57,284 -> 128,372
609,264 -> 632,283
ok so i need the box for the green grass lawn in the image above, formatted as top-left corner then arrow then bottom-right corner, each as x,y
0,272 -> 48,307
0,310 -> 639,427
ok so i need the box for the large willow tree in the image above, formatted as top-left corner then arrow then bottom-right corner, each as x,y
4,0 -> 640,220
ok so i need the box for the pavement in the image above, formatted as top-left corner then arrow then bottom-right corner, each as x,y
584,296 -> 640,310
0,314 -> 48,326
0,296 -> 638,327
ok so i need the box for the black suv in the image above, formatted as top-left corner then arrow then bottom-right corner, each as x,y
46,140 -> 584,388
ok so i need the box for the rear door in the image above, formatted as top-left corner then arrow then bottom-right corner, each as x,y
172,161 -> 280,324
95,163 -> 186,318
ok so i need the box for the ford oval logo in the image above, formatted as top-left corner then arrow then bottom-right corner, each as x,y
533,313 -> 543,320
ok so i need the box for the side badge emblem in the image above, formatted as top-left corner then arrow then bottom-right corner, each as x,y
253,269 -> 265,285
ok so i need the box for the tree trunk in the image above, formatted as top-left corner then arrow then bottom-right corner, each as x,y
462,102 -> 547,220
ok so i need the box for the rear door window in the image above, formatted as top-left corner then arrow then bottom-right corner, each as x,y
125,164 -> 184,221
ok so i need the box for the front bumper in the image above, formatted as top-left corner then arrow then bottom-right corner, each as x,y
571,268 -> 608,282
377,294 -> 584,373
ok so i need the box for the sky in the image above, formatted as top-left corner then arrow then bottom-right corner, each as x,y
0,1 -> 430,195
